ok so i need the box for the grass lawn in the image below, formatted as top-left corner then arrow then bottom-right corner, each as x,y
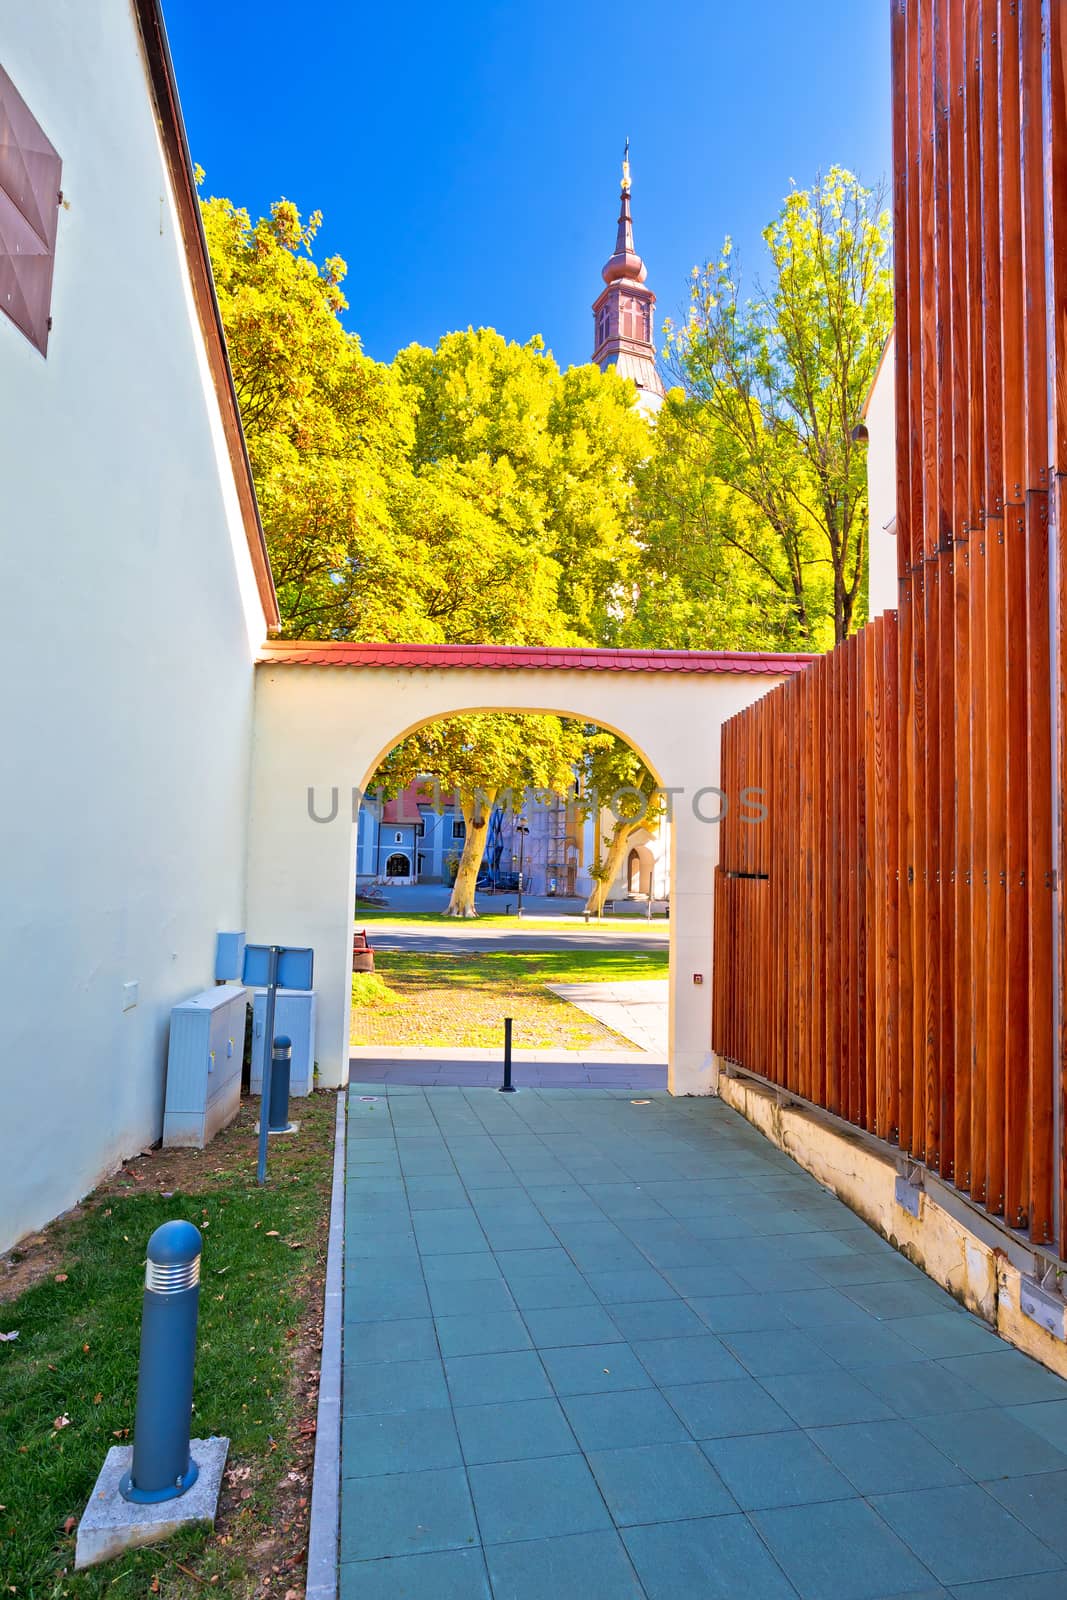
0,1091 -> 337,1598
351,948 -> 667,1049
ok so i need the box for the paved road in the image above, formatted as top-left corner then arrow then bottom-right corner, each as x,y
339,1086 -> 1067,1598
366,927 -> 668,954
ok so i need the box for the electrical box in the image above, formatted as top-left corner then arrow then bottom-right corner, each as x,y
163,985 -> 248,1147
250,989 -> 316,1097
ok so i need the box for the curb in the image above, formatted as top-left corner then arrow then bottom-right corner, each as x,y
305,1088 -> 346,1600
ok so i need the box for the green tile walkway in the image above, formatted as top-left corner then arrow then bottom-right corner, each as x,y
339,1086 -> 1067,1599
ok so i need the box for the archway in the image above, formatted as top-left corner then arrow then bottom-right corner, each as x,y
245,641 -> 809,1095
384,852 -> 410,878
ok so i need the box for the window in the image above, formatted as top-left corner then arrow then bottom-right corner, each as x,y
452,817 -> 466,841
394,831 -> 403,844
0,66 -> 62,355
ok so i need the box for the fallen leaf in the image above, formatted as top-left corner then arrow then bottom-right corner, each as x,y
93,1393 -> 102,1405
83,1343 -> 89,1353
0,1331 -> 18,1342
630,1099 -> 651,1106
53,1414 -> 71,1430
288,1241 -> 304,1250
265,1230 -> 280,1238
54,1273 -> 68,1283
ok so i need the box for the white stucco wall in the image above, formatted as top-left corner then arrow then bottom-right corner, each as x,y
0,5 -> 268,1249
246,664 -> 789,1099
866,331 -> 898,620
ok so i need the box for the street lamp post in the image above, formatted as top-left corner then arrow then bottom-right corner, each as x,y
516,819 -> 529,918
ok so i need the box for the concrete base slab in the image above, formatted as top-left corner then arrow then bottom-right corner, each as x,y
254,1120 -> 301,1136
75,1436 -> 229,1569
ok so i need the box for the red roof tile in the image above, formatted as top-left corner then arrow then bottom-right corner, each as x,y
256,642 -> 815,676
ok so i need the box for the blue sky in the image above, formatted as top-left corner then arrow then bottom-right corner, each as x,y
165,0 -> 891,372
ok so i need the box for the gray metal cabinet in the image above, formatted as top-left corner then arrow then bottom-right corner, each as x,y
250,989 -> 316,1097
162,985 -> 248,1147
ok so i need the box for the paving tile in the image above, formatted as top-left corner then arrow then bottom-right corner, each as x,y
622,1514 -> 798,1599
521,1304 -> 623,1348
507,1271 -> 597,1310
412,1210 -> 489,1255
808,1321 -> 932,1368
454,1397 -> 578,1465
584,1267 -> 678,1304
632,1334 -> 745,1386
763,1370 -> 895,1428
607,1298 -> 709,1341
427,1275 -> 516,1318
913,1406 -> 1067,1479
721,1327 -> 841,1378
657,1263 -> 755,1298
342,1408 -> 462,1478
343,1357 -> 449,1417
813,1251 -> 925,1287
344,1318 -> 438,1366
339,1466 -> 478,1562
703,1428 -> 854,1509
343,1280 -> 431,1323
810,1418 -> 967,1495
780,1287 -> 882,1328
434,1310 -> 531,1358
689,1292 -> 794,1334
750,1496 -> 935,1599
445,1350 -> 552,1408
843,1280 -> 964,1321
871,1483 -> 1063,1586
422,1252 -> 503,1284
586,1440 -> 736,1525
468,1454 -> 611,1544
984,1469 -> 1067,1560
891,1313 -> 1007,1358
540,1341 -> 654,1396
938,1350 -> 1067,1406
561,1388 -> 690,1451
484,1529 -> 644,1600
339,1547 -> 490,1600
852,1360 -> 991,1418
496,1247 -> 574,1279
663,1376 -> 796,1439
481,1221 -> 560,1252
1006,1399 -> 1067,1450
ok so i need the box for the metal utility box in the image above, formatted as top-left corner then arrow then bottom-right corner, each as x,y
163,985 -> 248,1147
250,989 -> 316,1097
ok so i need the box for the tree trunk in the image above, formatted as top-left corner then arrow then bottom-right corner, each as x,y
445,790 -> 496,918
584,819 -> 641,915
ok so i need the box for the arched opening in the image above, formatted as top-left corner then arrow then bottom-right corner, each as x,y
627,848 -> 641,893
350,706 -> 671,1085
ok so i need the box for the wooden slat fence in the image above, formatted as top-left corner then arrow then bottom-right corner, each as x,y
713,0 -> 1067,1255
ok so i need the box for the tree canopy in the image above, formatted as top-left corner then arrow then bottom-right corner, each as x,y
662,167 -> 893,645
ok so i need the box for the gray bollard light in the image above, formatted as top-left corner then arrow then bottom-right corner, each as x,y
268,1035 -> 293,1132
119,1220 -> 202,1504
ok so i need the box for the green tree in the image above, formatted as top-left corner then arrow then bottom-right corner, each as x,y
395,329 -> 650,641
580,734 -> 662,916
377,715 -> 586,917
200,188 -> 416,637
623,394 -> 833,651
663,168 -> 893,644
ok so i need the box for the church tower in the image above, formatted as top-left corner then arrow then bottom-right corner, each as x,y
591,144 -> 665,414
